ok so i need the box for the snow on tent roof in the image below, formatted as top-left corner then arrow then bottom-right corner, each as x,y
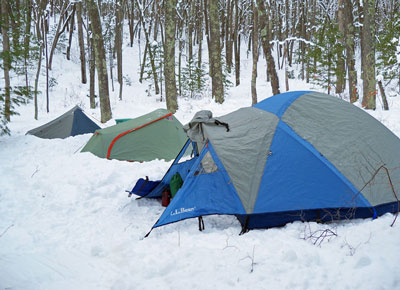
81,108 -> 188,162
26,106 -> 101,139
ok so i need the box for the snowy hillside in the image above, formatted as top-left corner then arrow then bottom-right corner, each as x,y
1,29 -> 400,290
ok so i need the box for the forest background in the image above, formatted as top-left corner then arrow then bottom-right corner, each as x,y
0,0 -> 399,133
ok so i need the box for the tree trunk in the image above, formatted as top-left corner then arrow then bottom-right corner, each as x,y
288,0 -> 297,66
299,0 -> 306,81
257,0 -> 280,95
203,0 -> 211,77
89,36 -> 96,109
66,4 -> 76,61
361,0 -> 376,109
34,43 -> 43,120
1,0 -> 11,121
164,0 -> 178,112
115,0 -> 123,100
208,0 -> 224,103
9,0 -> 21,50
344,0 -> 358,103
128,0 -> 134,47
251,2 -> 258,105
48,0 -> 70,70
225,0 -> 233,73
188,1 -> 194,62
139,39 -> 148,83
178,37 -> 182,96
136,0 -> 160,95
87,0 -> 112,122
187,3 -> 194,91
377,80 -> 389,110
233,0 -> 240,86
109,40 -> 114,93
284,44 -> 289,91
44,17 -> 49,113
24,0 -> 32,88
76,1 -> 87,84
198,36 -> 203,90
336,0 -> 346,94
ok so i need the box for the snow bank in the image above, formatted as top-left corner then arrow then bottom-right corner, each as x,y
1,28 -> 399,290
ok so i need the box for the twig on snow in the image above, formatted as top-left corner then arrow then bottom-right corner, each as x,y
31,166 -> 39,178
223,236 -> 239,251
240,245 -> 256,273
0,224 -> 14,238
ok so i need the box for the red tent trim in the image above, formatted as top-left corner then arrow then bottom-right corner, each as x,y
106,112 -> 173,159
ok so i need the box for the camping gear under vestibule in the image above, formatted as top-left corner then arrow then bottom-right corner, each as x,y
81,109 -> 188,162
142,91 -> 400,234
26,105 -> 101,139
115,118 -> 132,124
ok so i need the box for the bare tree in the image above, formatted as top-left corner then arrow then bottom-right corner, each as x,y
48,1 -> 70,70
256,0 -> 280,95
361,0 -> 376,109
66,4 -> 76,60
87,0 -> 112,122
164,0 -> 178,112
208,0 -> 224,103
344,0 -> 358,103
115,0 -> 123,100
233,0 -> 240,86
251,1 -> 258,105
337,0 -> 346,94
1,0 -> 11,121
76,1 -> 87,84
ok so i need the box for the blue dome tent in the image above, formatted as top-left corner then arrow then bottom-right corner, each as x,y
143,91 -> 400,235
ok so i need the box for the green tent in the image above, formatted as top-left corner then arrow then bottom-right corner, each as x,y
81,109 -> 188,162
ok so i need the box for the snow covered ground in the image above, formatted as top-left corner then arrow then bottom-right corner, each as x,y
1,31 -> 400,290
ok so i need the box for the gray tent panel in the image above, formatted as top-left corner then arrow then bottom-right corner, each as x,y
27,109 -> 75,139
282,92 -> 400,206
186,107 -> 279,213
26,106 -> 100,139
